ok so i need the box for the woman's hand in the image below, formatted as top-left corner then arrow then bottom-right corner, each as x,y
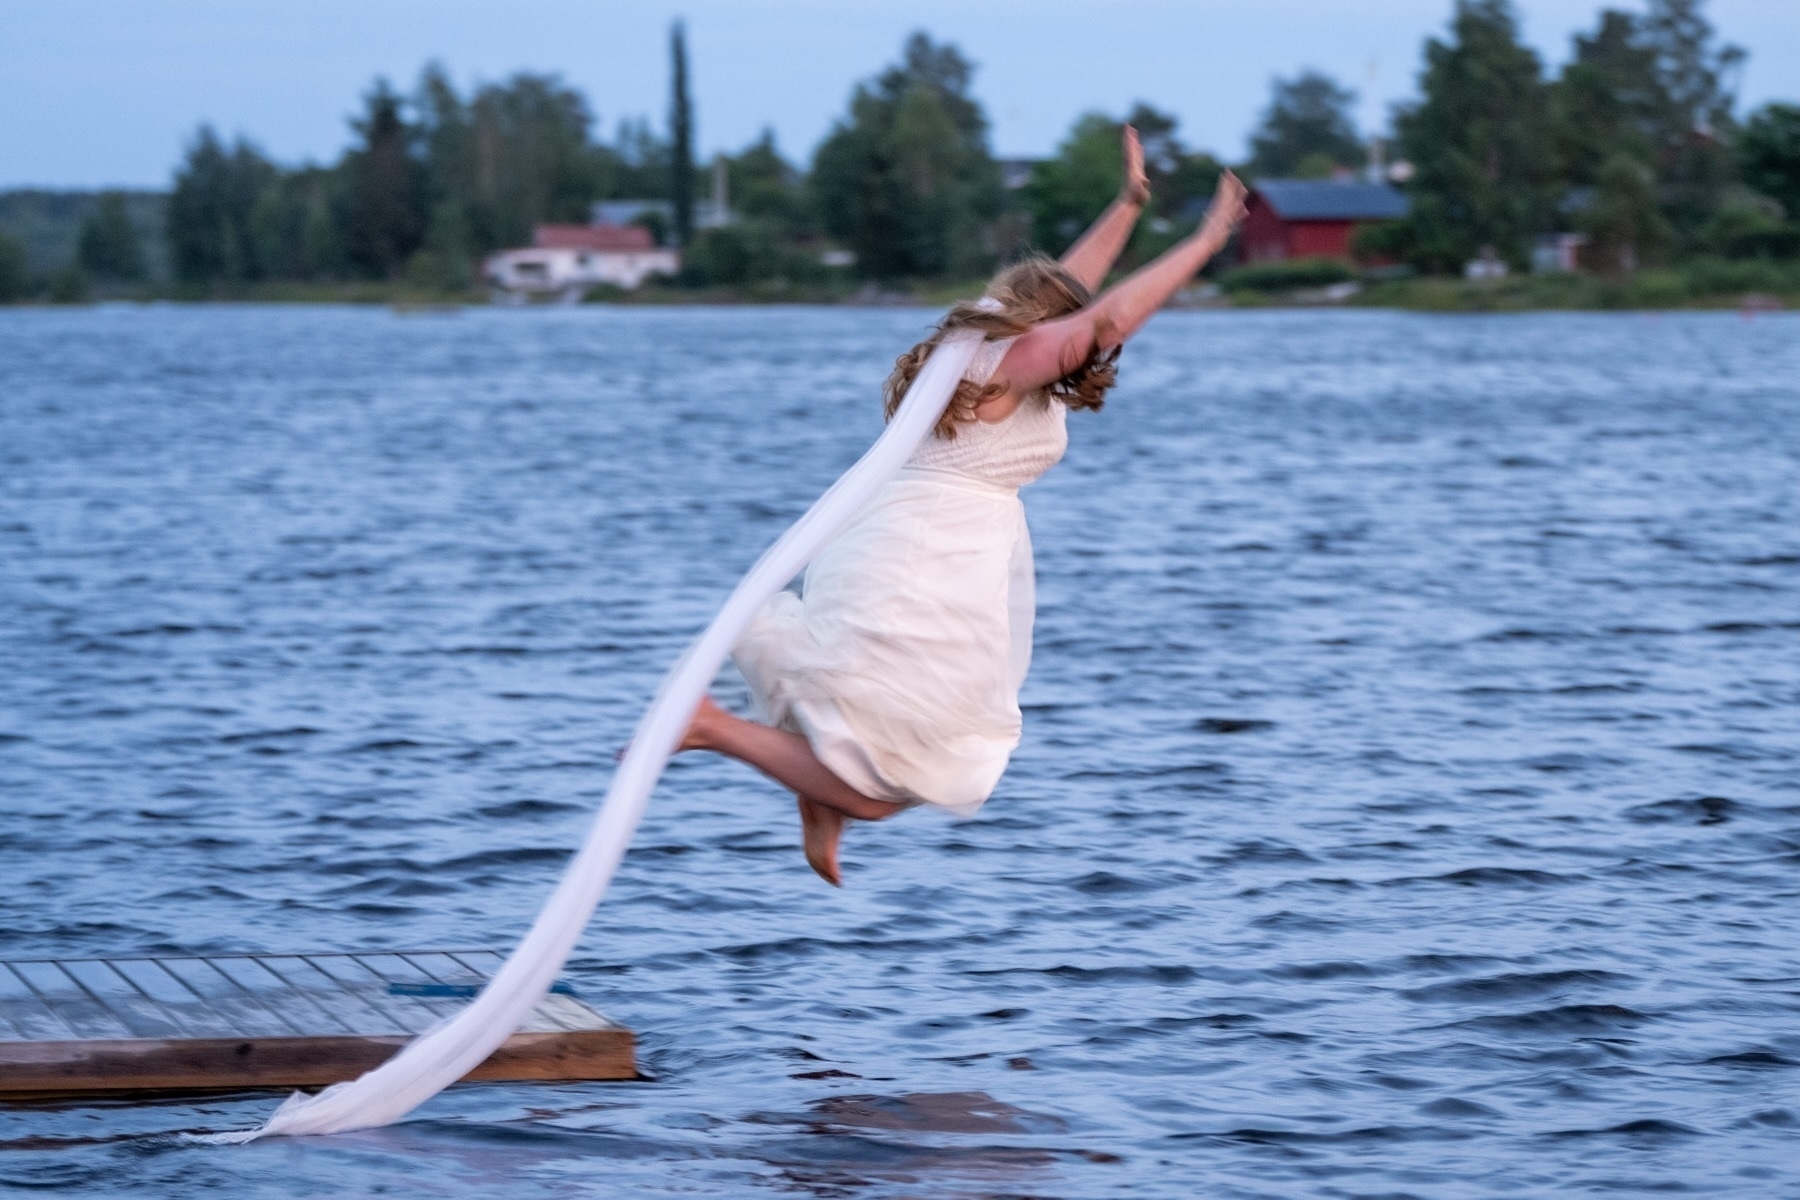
1001,169 -> 1251,394
1055,123 -> 1154,296
1198,170 -> 1248,243
1119,125 -> 1151,207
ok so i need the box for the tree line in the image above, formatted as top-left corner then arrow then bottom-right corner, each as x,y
1,0 -> 1796,302
1379,0 -> 1797,273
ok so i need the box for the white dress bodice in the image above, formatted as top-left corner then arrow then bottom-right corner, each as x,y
905,336 -> 1068,490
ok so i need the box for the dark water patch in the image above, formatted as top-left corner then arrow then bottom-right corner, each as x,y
1195,718 -> 1275,734
1068,871 -> 1152,895
1624,796 -> 1741,825
1669,742 -> 1779,762
341,738 -> 435,754
1267,960 -> 1383,982
435,847 -> 570,872
325,876 -> 462,899
1552,682 -> 1644,695
969,963 -> 1203,986
110,623 -> 243,639
476,799 -> 582,819
1741,1109 -> 1798,1128
1417,1096 -> 1499,1118
1541,1118 -> 1701,1141
1193,1123 -> 1454,1147
1444,1004 -> 1655,1034
1700,1050 -> 1799,1069
1478,627 -> 1584,643
760,1090 -> 1068,1136
1382,866 -> 1579,889
1402,969 -> 1632,1004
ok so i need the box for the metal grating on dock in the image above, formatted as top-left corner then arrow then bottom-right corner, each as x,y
0,950 -> 634,1096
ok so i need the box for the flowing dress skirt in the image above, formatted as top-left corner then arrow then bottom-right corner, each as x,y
732,467 -> 1033,816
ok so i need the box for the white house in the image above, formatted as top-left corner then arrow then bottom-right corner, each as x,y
484,224 -> 680,296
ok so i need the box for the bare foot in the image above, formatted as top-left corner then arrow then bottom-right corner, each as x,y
678,694 -> 728,753
796,795 -> 846,887
620,694 -> 727,761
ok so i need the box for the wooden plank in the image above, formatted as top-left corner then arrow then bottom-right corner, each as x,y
107,959 -> 237,1038
0,1027 -> 634,1093
60,961 -> 185,1040
301,955 -> 447,1033
0,965 -> 68,1041
247,957 -> 375,1036
0,951 -> 637,1096
156,957 -> 303,1038
395,952 -> 484,987
8,962 -> 134,1041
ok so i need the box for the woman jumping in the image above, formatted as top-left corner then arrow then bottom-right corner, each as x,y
681,128 -> 1249,885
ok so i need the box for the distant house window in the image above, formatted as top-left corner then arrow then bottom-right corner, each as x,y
515,261 -> 548,280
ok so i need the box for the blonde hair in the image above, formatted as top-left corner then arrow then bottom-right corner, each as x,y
883,254 -> 1120,440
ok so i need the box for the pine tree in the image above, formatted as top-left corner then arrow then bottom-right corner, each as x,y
77,192 -> 146,282
812,33 -> 1002,280
1640,0 -> 1744,237
1739,103 -> 1800,219
341,80 -> 426,278
1395,0 -> 1555,272
1248,71 -> 1363,178
165,127 -> 280,284
1551,10 -> 1664,188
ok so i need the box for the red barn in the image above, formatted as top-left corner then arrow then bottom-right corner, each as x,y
1239,180 -> 1410,263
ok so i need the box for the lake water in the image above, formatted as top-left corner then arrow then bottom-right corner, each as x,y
1,304 -> 1797,1197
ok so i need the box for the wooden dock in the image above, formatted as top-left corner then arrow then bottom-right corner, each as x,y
0,950 -> 634,1096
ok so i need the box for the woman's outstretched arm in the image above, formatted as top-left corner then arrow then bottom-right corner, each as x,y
1057,125 -> 1151,293
990,170 -> 1248,406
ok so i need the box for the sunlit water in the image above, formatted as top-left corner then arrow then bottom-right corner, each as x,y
2,304 -> 1797,1197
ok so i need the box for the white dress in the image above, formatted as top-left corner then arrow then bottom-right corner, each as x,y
732,337 -> 1068,816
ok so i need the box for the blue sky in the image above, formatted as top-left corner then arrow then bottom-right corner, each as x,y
3,0 -> 1794,188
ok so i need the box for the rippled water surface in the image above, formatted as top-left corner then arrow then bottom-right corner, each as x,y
2,304 -> 1798,1197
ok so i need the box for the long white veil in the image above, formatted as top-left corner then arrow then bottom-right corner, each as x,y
218,329 -> 983,1140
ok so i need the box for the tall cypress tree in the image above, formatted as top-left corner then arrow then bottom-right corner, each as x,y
669,21 -> 695,246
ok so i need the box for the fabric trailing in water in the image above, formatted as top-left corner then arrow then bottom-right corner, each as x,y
209,330 -> 985,1141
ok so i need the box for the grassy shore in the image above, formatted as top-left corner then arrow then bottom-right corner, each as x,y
9,259 -> 1797,312
1225,256 -> 1800,312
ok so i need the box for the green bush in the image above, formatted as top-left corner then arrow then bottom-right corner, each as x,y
1617,270 -> 1689,308
1680,256 -> 1799,296
402,249 -> 470,293
678,219 -> 828,288
1219,256 -> 1356,293
47,263 -> 89,304
1700,205 -> 1800,261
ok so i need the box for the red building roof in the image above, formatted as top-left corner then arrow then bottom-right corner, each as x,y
533,224 -> 656,251
1239,179 -> 1411,264
1253,180 -> 1409,221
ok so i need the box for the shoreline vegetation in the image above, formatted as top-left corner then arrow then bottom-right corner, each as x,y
14,256 -> 1798,313
3,1 -> 1797,314
8,269 -> 1799,312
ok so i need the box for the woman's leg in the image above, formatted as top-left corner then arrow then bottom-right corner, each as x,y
682,696 -> 904,885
